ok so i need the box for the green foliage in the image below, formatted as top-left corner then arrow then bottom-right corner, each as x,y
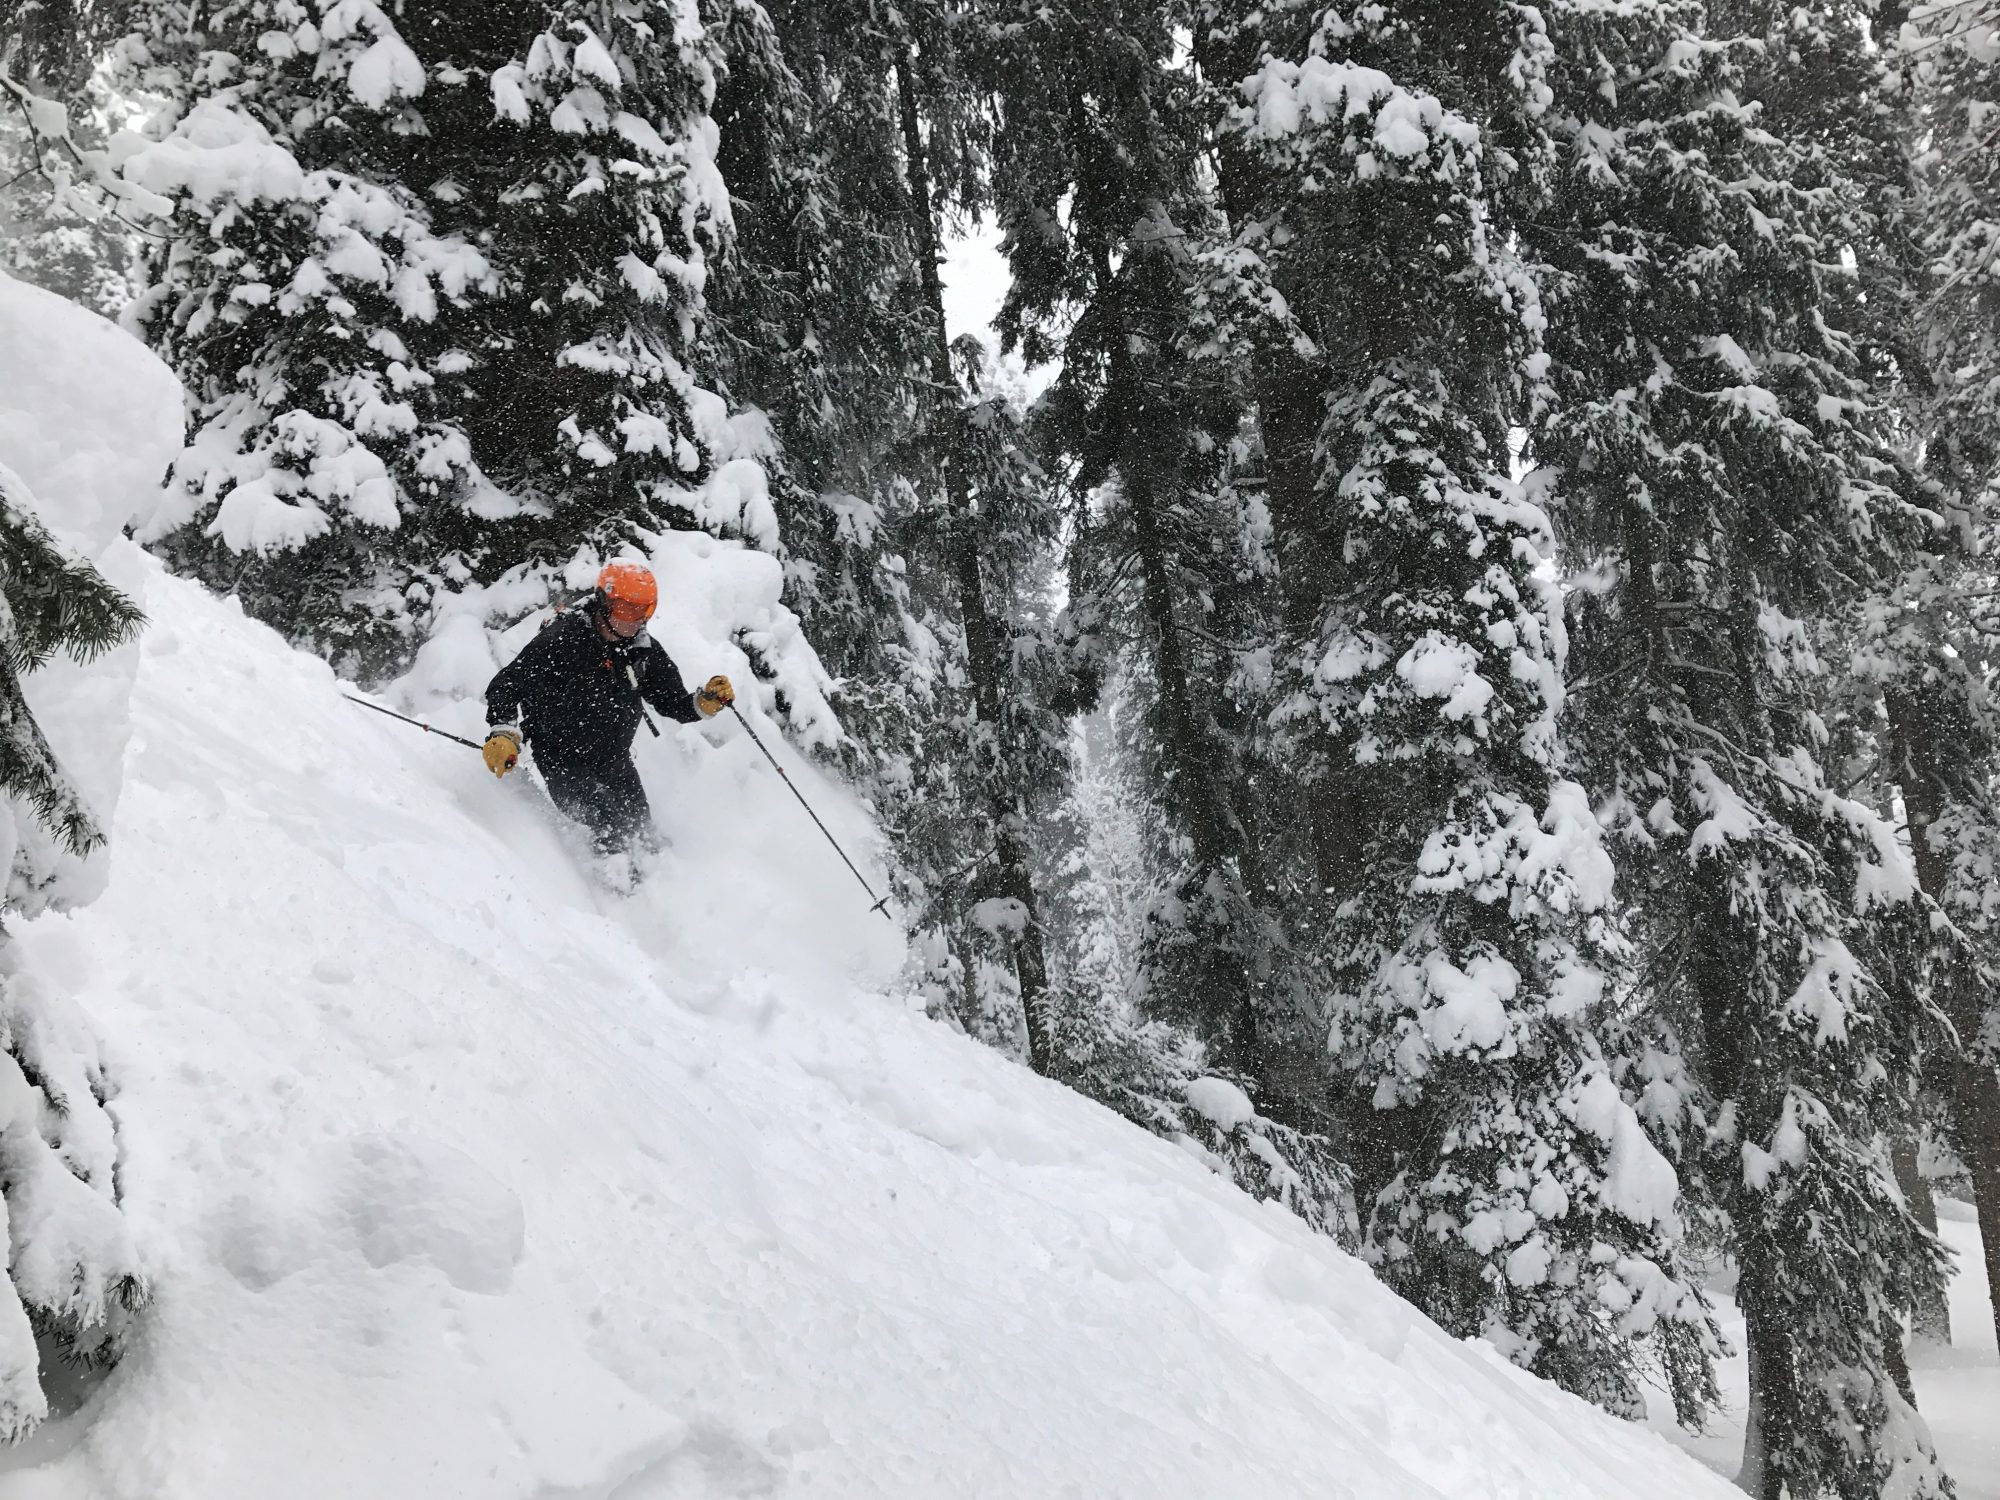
1044,973 -> 1355,1243
0,465 -> 142,856
1528,0 -> 1956,1487
0,480 -> 144,671
123,0 -> 737,679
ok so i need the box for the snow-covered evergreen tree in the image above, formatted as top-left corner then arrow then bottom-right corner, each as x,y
1,5 -> 143,314
121,0 -> 740,676
978,0 -> 1285,1093
1899,0 -> 2000,1359
703,0 -> 965,972
0,478 -> 141,865
707,0 -> 933,644
1029,713 -> 1352,1237
1914,0 -> 2000,518
1200,0 -> 1713,1408
1528,0 -> 1954,1487
1773,0 -> 2000,1377
879,18 -> 1072,1074
0,108 -> 133,316
923,353 -> 1074,1065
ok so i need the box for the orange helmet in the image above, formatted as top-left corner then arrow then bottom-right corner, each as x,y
596,560 -> 658,625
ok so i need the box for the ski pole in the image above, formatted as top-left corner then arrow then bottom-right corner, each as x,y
727,704 -> 893,921
344,695 -> 486,751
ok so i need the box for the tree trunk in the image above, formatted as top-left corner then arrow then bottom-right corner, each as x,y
893,53 -> 1054,1075
1892,1129 -> 1953,1346
1890,686 -> 2000,1354
1739,1320 -> 1770,1499
1190,43 -> 1325,643
1684,769 -> 1795,1499
1950,1054 -> 2000,1348
1737,1264 -> 1790,1500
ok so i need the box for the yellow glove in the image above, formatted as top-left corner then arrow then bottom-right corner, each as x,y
483,729 -> 521,777
695,674 -> 735,717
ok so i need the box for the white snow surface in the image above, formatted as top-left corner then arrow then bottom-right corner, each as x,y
0,565 -> 1758,1499
1183,1076 -> 1255,1132
0,273 -> 176,912
0,276 -> 180,555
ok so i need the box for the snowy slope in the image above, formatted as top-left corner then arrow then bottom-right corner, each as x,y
0,565 -> 1753,1500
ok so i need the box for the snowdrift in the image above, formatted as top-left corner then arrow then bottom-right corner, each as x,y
0,577 -> 1748,1499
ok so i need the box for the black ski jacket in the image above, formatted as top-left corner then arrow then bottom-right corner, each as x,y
485,608 -> 702,769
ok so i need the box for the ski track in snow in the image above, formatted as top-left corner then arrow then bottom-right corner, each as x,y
0,567 -> 1803,1498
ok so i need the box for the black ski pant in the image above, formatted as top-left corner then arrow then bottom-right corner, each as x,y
538,754 -> 656,856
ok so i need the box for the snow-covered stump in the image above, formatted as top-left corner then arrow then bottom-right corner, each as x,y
0,271 -> 180,1438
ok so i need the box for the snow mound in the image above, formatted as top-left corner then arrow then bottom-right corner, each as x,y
0,565 -> 1743,1499
1184,1074 -> 1255,1131
0,273 -> 175,910
0,273 -> 180,556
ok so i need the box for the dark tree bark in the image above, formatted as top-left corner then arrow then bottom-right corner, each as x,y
1727,1214 -> 1793,1489
1689,869 -> 1794,1500
1678,601 -> 1805,1499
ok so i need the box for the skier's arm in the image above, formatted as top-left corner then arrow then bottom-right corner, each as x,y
638,642 -> 703,725
485,625 -> 556,731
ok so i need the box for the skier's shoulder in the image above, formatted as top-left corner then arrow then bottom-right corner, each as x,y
537,601 -> 598,650
635,629 -> 681,677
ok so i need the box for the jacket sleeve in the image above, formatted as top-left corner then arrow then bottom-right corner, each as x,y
486,623 -> 558,729
639,640 -> 702,724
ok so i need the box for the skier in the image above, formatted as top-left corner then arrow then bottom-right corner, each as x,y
481,560 -> 734,857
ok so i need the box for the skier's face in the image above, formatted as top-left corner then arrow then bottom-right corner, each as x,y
597,604 -> 647,641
